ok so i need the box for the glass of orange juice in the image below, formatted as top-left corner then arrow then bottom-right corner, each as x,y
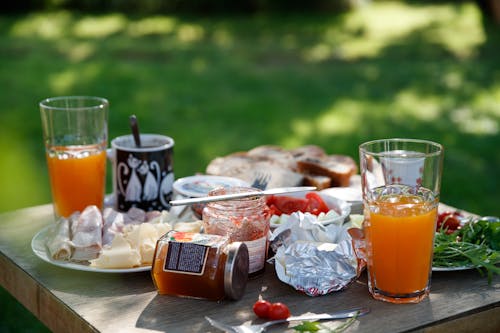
40,96 -> 108,219
359,138 -> 443,303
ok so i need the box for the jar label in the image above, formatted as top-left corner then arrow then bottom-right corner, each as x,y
164,241 -> 209,276
244,236 -> 267,273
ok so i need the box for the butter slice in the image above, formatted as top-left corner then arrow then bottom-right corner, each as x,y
89,234 -> 141,269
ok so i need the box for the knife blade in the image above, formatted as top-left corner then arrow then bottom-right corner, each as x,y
169,186 -> 317,206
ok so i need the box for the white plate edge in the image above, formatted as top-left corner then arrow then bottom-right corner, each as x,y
31,225 -> 151,273
432,265 -> 477,272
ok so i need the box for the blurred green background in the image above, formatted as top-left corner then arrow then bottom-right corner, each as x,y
1,0 -> 499,332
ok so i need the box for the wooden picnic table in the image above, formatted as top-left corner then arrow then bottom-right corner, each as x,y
0,203 -> 499,333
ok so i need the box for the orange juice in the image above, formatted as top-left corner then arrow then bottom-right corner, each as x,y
46,144 -> 106,218
364,188 -> 437,303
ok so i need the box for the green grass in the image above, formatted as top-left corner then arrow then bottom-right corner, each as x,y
1,1 -> 499,331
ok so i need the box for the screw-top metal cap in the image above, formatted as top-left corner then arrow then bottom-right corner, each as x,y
224,242 -> 249,300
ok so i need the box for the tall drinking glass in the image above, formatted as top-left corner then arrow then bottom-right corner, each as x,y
359,138 -> 443,303
40,96 -> 108,219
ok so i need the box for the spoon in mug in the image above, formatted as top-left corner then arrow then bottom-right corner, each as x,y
129,115 -> 142,148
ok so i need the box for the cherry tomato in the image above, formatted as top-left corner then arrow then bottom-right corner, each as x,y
268,302 -> 290,320
253,300 -> 271,319
266,195 -> 276,206
305,192 -> 329,215
437,211 -> 463,233
271,196 -> 309,215
267,193 -> 331,216
267,204 -> 282,216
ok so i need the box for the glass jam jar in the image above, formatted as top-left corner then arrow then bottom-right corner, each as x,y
202,187 -> 270,276
151,231 -> 249,301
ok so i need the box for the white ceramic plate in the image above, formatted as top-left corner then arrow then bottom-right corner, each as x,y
31,225 -> 151,273
432,265 -> 477,272
320,187 -> 363,215
173,175 -> 250,198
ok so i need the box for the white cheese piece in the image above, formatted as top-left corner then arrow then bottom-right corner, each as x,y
123,222 -> 172,265
89,234 -> 141,269
173,220 -> 203,233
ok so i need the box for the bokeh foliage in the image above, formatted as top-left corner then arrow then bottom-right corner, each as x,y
1,1 -> 498,216
0,1 -> 499,332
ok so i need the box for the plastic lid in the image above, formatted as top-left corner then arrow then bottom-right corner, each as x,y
224,242 -> 249,300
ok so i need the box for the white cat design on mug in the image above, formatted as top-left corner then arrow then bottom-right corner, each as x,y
110,134 -> 174,212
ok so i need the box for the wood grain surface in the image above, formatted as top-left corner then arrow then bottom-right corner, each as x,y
1,204 -> 498,333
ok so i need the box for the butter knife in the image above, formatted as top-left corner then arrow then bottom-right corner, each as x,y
169,186 -> 316,206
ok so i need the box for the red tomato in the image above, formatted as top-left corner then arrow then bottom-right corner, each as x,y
437,211 -> 462,233
271,196 -> 309,215
253,300 -> 271,319
266,195 -> 276,206
268,302 -> 290,320
305,192 -> 329,215
268,204 -> 282,216
443,215 -> 461,230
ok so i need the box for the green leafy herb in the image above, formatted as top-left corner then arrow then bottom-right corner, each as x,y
433,221 -> 500,283
292,321 -> 320,332
331,315 -> 358,333
292,313 -> 358,333
460,219 -> 500,251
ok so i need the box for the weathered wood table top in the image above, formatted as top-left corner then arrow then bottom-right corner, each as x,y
1,204 -> 499,333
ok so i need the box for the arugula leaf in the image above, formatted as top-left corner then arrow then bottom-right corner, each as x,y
433,219 -> 500,283
459,218 -> 500,250
292,321 -> 320,332
292,313 -> 358,333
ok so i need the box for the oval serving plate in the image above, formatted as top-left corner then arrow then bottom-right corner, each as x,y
431,216 -> 495,272
432,265 -> 477,272
173,175 -> 250,198
31,225 -> 151,273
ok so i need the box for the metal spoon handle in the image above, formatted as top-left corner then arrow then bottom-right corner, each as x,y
264,307 -> 370,328
286,307 -> 370,322
129,115 -> 141,148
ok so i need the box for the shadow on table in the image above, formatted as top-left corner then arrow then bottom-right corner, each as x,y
136,293 -> 238,332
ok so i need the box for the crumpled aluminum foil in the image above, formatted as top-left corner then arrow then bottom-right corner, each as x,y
269,212 -> 364,296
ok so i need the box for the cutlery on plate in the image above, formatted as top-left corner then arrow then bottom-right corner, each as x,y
251,172 -> 270,190
205,307 -> 370,333
169,186 -> 316,206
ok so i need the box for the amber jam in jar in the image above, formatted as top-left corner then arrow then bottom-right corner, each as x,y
151,231 -> 249,301
202,187 -> 270,276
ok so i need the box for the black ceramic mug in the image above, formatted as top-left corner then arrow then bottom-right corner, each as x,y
109,134 -> 174,212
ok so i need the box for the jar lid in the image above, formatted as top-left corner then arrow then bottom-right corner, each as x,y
224,242 -> 249,300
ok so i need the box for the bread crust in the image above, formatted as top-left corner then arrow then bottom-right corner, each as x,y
206,145 -> 357,189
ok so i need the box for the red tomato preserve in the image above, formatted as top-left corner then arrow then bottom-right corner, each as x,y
202,187 -> 270,276
151,231 -> 249,301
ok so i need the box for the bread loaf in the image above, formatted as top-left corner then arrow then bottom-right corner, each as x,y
290,145 -> 326,160
206,151 -> 303,188
296,155 -> 357,187
206,145 -> 357,189
302,174 -> 332,190
247,145 -> 297,170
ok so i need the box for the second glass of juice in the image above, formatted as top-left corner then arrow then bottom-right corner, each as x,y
359,138 -> 443,304
40,96 -> 108,219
